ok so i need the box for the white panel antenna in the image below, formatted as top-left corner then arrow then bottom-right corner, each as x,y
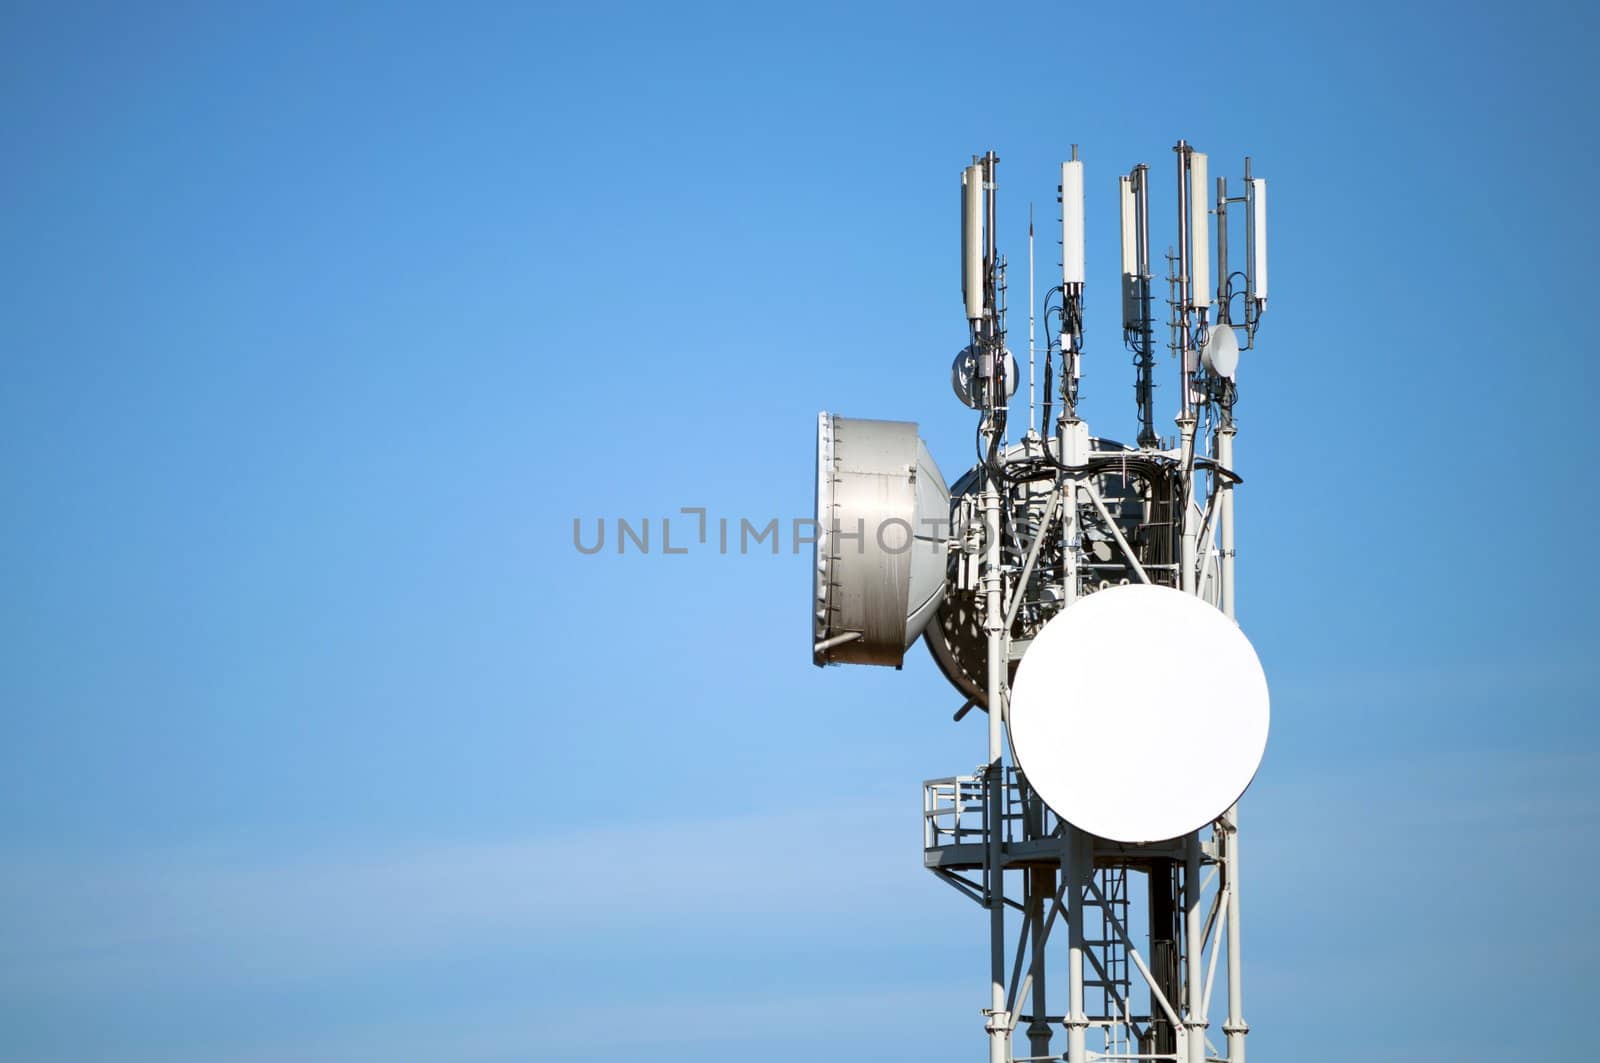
1189,151 -> 1210,308
1119,175 -> 1136,277
962,165 -> 984,322
1060,160 -> 1084,286
1250,177 -> 1268,305
1120,173 -> 1138,331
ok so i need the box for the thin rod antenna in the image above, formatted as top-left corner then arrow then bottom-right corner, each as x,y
1029,204 -> 1036,435
1174,141 -> 1192,418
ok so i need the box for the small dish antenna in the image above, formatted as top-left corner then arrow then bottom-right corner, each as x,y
1201,323 -> 1240,379
813,413 -> 950,667
1006,584 -> 1269,842
950,345 -> 1017,410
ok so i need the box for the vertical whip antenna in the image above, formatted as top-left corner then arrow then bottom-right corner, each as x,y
1028,204 -> 1036,434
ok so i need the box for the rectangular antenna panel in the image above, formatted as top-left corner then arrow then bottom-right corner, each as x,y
1189,151 -> 1210,308
1120,175 -> 1138,327
962,165 -> 983,321
1119,175 -> 1136,276
1060,160 -> 1084,286
1251,178 -> 1268,303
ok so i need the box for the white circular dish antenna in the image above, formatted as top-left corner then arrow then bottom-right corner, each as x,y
813,413 -> 950,667
1007,584 -> 1269,843
1201,324 -> 1240,379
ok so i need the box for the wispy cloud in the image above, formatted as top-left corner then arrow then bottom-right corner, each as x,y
0,796 -> 944,994
3,750 -> 1595,1060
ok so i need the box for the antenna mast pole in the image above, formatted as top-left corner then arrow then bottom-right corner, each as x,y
974,150 -> 1011,1063
1217,166 -> 1247,1063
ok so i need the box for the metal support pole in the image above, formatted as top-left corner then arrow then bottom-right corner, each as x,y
1059,417 -> 1084,605
1028,207 -> 1036,433
1184,834 -> 1207,1063
1026,863 -> 1053,1061
1224,808 -> 1248,1063
984,462 -> 1007,1061
979,150 -> 1010,1063
1062,468 -> 1079,606
1242,156 -> 1259,339
1218,425 -> 1236,619
1146,861 -> 1179,1060
1216,176 -> 1228,313
1219,417 -> 1246,1063
1177,415 -> 1198,594
1174,142 -> 1192,419
1064,826 -> 1088,1063
979,467 -> 1004,1063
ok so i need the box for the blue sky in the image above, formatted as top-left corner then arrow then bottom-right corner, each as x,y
2,1 -> 1596,1059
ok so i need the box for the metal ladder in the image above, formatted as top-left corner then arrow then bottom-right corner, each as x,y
1085,866 -> 1134,1058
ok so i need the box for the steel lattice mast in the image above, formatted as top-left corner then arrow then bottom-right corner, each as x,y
814,140 -> 1270,1063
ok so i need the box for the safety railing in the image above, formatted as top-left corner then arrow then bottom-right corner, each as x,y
923,767 -> 1060,851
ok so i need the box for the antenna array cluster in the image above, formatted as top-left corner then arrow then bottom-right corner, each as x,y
812,142 -> 1273,1063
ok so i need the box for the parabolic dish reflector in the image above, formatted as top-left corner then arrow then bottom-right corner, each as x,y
950,345 -> 1018,410
1007,584 -> 1269,843
813,413 -> 949,667
1202,323 -> 1239,379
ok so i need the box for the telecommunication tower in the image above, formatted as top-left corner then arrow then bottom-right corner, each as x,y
812,142 -> 1272,1063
